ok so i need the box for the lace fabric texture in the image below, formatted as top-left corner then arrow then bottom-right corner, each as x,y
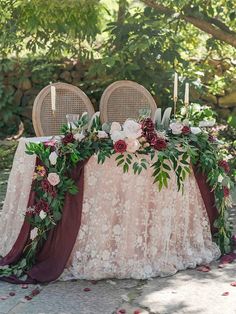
0,138 -> 220,279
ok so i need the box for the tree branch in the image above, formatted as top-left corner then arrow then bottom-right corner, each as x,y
141,0 -> 236,48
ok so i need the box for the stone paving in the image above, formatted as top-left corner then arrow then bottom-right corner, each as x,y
1,156 -> 236,314
0,261 -> 236,314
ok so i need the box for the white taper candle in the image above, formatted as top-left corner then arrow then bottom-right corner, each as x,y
174,72 -> 178,101
184,83 -> 189,105
51,85 -> 56,113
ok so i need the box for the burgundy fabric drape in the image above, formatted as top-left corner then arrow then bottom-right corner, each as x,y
193,166 -> 218,234
0,160 -> 87,284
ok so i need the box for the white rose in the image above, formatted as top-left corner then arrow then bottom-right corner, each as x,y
125,138 -> 140,153
47,173 -> 60,186
218,174 -> 224,183
39,210 -> 47,220
110,122 -> 121,133
74,132 -> 85,142
97,130 -> 108,139
170,122 -> 183,135
30,227 -> 38,240
192,103 -> 201,112
123,119 -> 142,139
190,127 -> 202,134
110,130 -> 126,143
49,151 -> 58,165
199,119 -> 216,127
207,119 -> 216,127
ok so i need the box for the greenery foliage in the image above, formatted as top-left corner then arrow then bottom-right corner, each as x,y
0,112 -> 234,278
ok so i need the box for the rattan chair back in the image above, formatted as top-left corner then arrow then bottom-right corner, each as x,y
100,80 -> 157,123
32,82 -> 95,136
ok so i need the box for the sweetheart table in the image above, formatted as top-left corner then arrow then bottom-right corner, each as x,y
0,137 -> 220,282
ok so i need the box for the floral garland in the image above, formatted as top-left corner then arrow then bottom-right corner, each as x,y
0,112 -> 234,279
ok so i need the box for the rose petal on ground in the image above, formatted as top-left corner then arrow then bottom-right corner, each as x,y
134,310 -> 141,314
118,309 -> 126,314
83,288 -> 91,292
21,284 -> 28,289
220,253 -> 236,264
196,265 -> 211,272
230,282 -> 236,286
0,296 -> 9,300
9,292 -> 16,296
31,288 -> 40,296
222,292 -> 229,296
90,280 -> 98,285
24,296 -> 32,301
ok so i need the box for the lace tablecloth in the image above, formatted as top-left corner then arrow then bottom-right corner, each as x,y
0,137 -> 220,280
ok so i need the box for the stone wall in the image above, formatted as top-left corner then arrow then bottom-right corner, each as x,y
0,57 -> 235,138
0,58 -> 103,137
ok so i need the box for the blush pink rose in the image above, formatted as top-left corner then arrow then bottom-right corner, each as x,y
125,138 -> 140,153
47,173 -> 60,186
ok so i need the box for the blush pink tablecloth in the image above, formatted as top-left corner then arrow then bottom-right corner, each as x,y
0,137 -> 220,282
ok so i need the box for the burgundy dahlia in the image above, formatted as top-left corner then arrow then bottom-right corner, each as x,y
41,179 -> 51,192
146,132 -> 158,144
26,208 -> 34,217
114,140 -> 127,153
41,179 -> 57,197
34,199 -> 50,214
182,126 -> 191,135
141,118 -> 155,133
152,137 -> 167,151
62,133 -> 75,145
218,160 -> 230,173
223,186 -> 230,198
50,189 -> 57,198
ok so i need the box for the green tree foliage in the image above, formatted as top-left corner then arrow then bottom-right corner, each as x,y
0,0 -> 102,58
0,0 -> 235,138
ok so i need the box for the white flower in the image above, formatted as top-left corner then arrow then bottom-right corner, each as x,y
190,127 -> 202,134
123,119 -> 142,139
224,154 -> 233,161
218,174 -> 224,183
39,210 -> 47,220
170,122 -> 183,135
49,151 -> 58,165
74,132 -> 85,142
97,130 -> 108,139
30,227 -> 38,240
192,103 -> 201,112
125,138 -> 140,153
47,173 -> 60,186
110,130 -> 126,142
199,119 -> 216,127
183,119 -> 190,126
110,122 -> 121,133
